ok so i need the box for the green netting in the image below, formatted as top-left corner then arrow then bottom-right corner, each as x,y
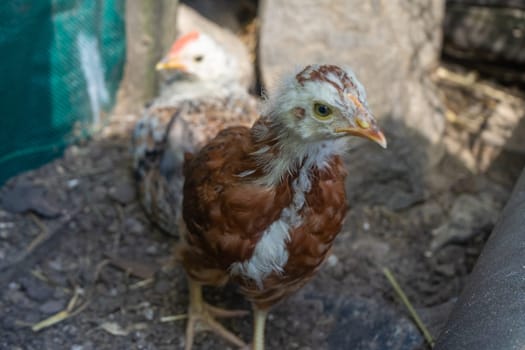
0,0 -> 125,185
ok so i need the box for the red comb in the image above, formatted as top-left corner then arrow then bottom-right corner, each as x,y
168,31 -> 200,55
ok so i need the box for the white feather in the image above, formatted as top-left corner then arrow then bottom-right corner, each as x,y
229,166 -> 312,288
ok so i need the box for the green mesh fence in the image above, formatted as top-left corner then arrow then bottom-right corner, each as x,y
0,0 -> 126,185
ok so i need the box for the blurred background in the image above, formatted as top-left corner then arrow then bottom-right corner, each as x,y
1,0 -> 524,184
0,1 -> 524,349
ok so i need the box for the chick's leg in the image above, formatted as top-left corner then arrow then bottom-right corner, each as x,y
185,279 -> 248,350
252,307 -> 268,350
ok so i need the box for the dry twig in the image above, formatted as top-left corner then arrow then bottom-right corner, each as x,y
382,267 -> 435,348
31,287 -> 90,332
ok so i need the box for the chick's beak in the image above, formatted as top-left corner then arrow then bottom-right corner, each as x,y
155,56 -> 186,71
336,94 -> 387,148
346,126 -> 387,148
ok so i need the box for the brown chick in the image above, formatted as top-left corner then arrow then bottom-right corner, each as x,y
179,64 -> 387,349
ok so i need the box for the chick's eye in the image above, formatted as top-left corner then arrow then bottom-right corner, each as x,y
194,55 -> 204,62
313,103 -> 332,119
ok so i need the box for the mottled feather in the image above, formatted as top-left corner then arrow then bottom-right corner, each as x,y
133,96 -> 258,236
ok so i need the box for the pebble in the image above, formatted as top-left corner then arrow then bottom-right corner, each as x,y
47,269 -> 69,288
351,237 -> 391,263
53,287 -> 69,298
124,217 -> 144,235
23,311 -> 41,325
107,221 -> 119,233
20,277 -> 54,301
67,179 -> 80,189
93,186 -> 107,201
1,313 -> 17,331
0,222 -> 14,229
143,307 -> 155,320
434,263 -> 456,277
39,300 -> 65,314
108,182 -> 136,205
326,254 -> 338,267
71,344 -> 94,350
154,279 -> 171,294
0,230 -> 9,239
0,183 -> 62,218
48,258 -> 64,271
5,289 -> 30,306
145,244 -> 158,255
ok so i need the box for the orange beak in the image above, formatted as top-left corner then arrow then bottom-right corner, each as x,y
338,127 -> 387,148
155,56 -> 187,71
335,120 -> 387,148
338,94 -> 388,148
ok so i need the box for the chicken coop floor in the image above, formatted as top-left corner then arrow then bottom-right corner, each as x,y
1,70 -> 525,350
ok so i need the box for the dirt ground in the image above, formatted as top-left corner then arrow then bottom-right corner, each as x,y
1,67 -> 525,350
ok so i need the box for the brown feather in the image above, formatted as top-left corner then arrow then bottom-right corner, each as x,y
182,126 -> 293,269
181,122 -> 348,309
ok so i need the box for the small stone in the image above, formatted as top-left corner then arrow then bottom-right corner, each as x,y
326,254 -> 338,267
93,186 -> 107,201
67,179 -> 80,189
96,295 -> 121,312
143,307 -> 155,320
107,221 -> 119,233
146,244 -> 158,255
0,229 -> 8,239
53,288 -> 69,299
1,313 -> 17,331
124,217 -> 144,235
5,289 -> 30,306
47,269 -> 69,286
0,222 -> 14,229
20,277 -> 54,301
108,182 -> 136,205
0,183 -> 62,218
70,343 -> 94,350
430,193 -> 498,251
39,299 -> 65,314
352,237 -> 391,263
434,263 -> 456,277
154,279 -> 171,294
22,311 -> 41,324
62,324 -> 77,335
48,259 -> 64,271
